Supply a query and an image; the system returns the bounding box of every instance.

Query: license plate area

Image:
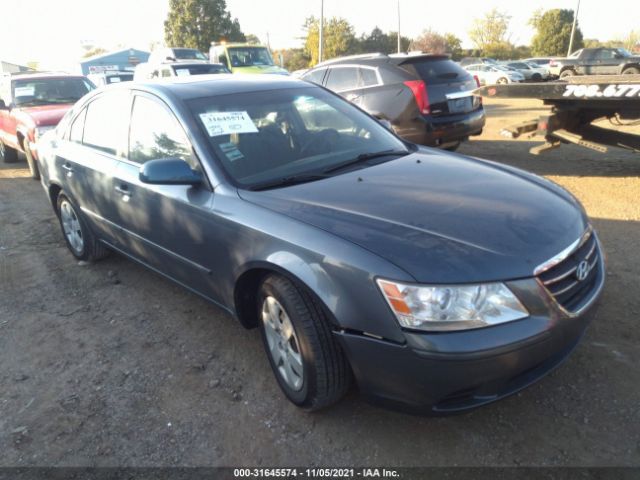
[447,96,473,114]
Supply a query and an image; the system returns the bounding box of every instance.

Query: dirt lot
[1,97,639,467]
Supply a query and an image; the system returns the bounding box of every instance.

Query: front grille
[537,231,601,312]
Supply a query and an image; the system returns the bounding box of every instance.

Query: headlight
[377,279,529,331]
[35,126,55,140]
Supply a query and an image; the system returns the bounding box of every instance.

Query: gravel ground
[0,97,639,467]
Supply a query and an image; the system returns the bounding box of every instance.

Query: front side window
[302,68,326,85]
[129,95,193,165]
[188,87,407,188]
[82,92,130,156]
[173,48,208,61]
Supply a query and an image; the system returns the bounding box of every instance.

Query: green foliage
[530,9,583,56]
[468,8,514,59]
[82,47,108,59]
[273,48,311,72]
[164,0,245,53]
[304,16,357,65]
[245,34,261,45]
[357,27,411,55]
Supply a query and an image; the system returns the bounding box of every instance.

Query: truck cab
[209,43,288,75]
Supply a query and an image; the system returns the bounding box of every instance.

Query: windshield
[106,74,133,84]
[616,48,632,57]
[173,48,208,61]
[172,64,230,76]
[402,59,472,84]
[188,87,408,189]
[227,47,274,67]
[12,77,93,107]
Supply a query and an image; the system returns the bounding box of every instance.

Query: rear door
[398,58,478,117]
[53,90,131,243]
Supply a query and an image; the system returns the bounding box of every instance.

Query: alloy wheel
[60,200,84,254]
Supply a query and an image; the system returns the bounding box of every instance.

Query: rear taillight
[473,75,481,87]
[404,80,430,115]
[549,60,557,67]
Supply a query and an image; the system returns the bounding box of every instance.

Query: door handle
[62,163,73,172]
[114,185,132,197]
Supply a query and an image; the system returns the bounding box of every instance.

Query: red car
[0,72,94,178]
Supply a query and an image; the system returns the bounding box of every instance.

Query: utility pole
[319,0,324,63]
[397,0,401,53]
[567,0,581,56]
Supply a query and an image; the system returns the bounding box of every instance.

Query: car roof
[317,53,449,68]
[127,74,309,100]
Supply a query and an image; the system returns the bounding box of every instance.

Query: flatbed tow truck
[475,74,640,155]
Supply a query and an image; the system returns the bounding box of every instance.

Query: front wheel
[496,77,508,84]
[560,69,575,79]
[622,67,640,75]
[56,193,109,262]
[23,139,40,180]
[258,274,351,410]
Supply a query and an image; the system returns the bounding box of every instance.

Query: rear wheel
[532,73,542,82]
[56,193,109,262]
[258,274,351,410]
[0,140,18,163]
[23,139,40,180]
[559,69,575,79]
[622,67,640,75]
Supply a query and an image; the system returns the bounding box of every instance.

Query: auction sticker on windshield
[199,111,258,137]
[14,86,35,97]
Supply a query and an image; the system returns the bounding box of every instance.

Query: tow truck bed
[476,75,640,154]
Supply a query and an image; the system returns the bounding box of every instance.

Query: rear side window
[359,68,378,86]
[402,60,472,84]
[325,67,359,91]
[69,108,87,143]
[128,95,194,166]
[82,92,130,156]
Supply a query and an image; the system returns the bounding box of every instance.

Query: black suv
[302,53,485,150]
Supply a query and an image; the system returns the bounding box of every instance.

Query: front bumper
[335,276,603,415]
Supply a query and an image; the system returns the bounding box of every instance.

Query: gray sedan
[36,75,604,414]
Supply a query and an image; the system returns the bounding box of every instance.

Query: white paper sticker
[199,111,258,137]
[175,69,191,77]
[14,86,35,97]
[109,77,122,83]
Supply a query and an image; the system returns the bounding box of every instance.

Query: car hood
[239,152,587,283]
[16,104,72,127]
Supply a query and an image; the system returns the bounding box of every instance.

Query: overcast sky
[1,0,638,69]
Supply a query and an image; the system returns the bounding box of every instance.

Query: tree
[81,46,108,58]
[245,34,261,45]
[409,30,462,58]
[164,0,245,53]
[273,48,311,72]
[303,16,357,65]
[530,9,583,56]
[468,8,514,59]
[583,38,602,49]
[357,27,410,54]
[620,30,640,52]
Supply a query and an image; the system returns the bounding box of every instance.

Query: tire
[496,77,508,85]
[23,139,40,180]
[56,192,109,262]
[443,141,461,152]
[622,67,640,75]
[559,69,575,79]
[532,73,542,82]
[258,274,351,411]
[0,140,18,163]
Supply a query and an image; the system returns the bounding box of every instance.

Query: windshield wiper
[249,173,330,191]
[322,149,410,175]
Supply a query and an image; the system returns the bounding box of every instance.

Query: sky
[0,0,638,70]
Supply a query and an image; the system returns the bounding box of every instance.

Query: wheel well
[233,267,339,330]
[16,131,25,151]
[48,184,62,214]
[622,63,640,71]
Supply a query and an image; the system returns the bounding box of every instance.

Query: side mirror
[0,99,7,110]
[139,158,202,186]
[165,56,176,62]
